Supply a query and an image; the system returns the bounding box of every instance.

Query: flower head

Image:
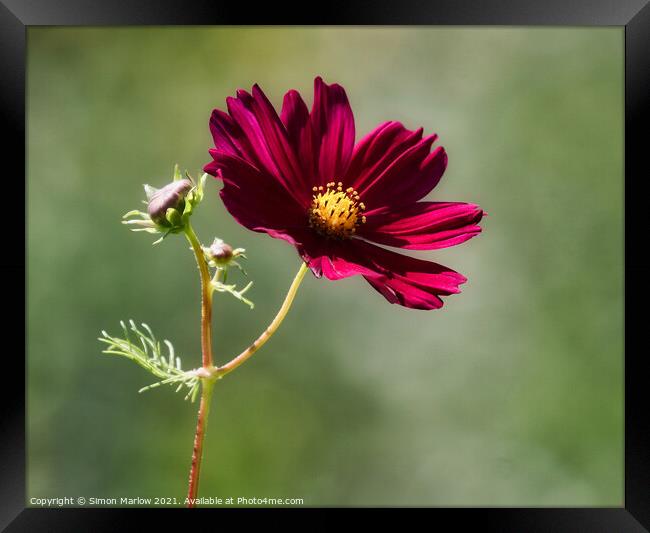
[204,77,484,310]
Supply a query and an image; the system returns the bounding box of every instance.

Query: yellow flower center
[308,182,366,239]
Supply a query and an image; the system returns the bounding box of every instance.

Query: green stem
[216,261,309,378]
[184,222,215,507]
[184,223,214,369]
[186,378,215,507]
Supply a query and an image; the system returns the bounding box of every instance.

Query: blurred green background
[27,27,623,506]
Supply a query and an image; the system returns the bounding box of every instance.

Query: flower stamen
[309,182,366,239]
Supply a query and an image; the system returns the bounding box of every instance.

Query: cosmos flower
[204,77,483,310]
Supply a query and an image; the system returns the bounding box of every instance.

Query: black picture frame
[3,1,648,529]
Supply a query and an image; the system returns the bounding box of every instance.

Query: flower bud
[204,238,234,265]
[146,179,193,226]
[210,239,232,263]
[124,168,207,244]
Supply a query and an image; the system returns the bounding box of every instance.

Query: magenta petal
[280,89,316,188]
[296,239,377,280]
[354,240,467,310]
[209,107,280,180]
[361,202,484,250]
[360,137,447,212]
[319,247,377,280]
[209,108,251,158]
[299,237,467,310]
[250,85,311,201]
[204,153,305,236]
[311,76,355,184]
[281,90,310,143]
[364,276,445,310]
[223,87,309,205]
[345,121,424,193]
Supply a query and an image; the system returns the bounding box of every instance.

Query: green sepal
[165,207,182,227]
[173,163,183,182]
[144,184,158,201]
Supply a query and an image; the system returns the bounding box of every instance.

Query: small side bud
[203,238,235,267]
[146,179,192,226]
[203,237,253,308]
[208,239,233,263]
[203,238,247,267]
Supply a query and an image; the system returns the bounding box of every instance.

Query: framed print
[3,0,649,530]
